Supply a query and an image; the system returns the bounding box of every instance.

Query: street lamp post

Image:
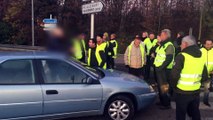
[90,0,95,39]
[31,0,35,46]
[82,0,95,39]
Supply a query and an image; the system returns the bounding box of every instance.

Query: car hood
[100,69,146,83]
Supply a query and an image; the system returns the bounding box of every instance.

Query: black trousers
[144,56,151,79]
[156,68,171,106]
[129,67,143,77]
[175,93,201,120]
[107,57,115,69]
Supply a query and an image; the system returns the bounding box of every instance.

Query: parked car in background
[0,52,156,120]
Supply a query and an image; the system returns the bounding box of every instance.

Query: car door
[37,59,103,115]
[0,59,43,119]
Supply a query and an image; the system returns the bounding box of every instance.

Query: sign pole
[50,14,52,19]
[82,0,104,38]
[90,0,95,39]
[31,0,35,46]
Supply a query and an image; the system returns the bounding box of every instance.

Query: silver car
[0,52,156,120]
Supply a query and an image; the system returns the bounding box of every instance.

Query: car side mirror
[86,77,93,84]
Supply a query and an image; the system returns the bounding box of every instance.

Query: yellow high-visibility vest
[128,43,145,66]
[177,53,205,91]
[108,40,118,58]
[201,48,213,77]
[154,41,175,69]
[73,39,86,60]
[96,43,107,69]
[144,38,158,55]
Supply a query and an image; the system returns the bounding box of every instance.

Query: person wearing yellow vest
[103,32,111,69]
[171,36,208,120]
[72,34,86,63]
[144,33,158,79]
[96,34,107,69]
[124,36,146,77]
[141,31,149,42]
[103,32,110,42]
[201,39,213,107]
[150,35,162,83]
[87,39,98,68]
[154,29,175,109]
[107,33,118,69]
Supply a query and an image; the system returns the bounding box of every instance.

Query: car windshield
[68,57,104,79]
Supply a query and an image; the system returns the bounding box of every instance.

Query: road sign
[44,24,57,28]
[43,19,57,24]
[82,1,104,14]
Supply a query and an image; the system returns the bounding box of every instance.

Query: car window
[40,59,88,84]
[69,57,104,78]
[0,60,35,84]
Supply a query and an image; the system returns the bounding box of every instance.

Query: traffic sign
[82,1,104,14]
[43,19,57,24]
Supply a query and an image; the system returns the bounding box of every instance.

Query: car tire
[104,95,135,120]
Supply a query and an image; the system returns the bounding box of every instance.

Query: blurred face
[134,39,141,47]
[160,32,168,41]
[89,40,95,48]
[80,34,85,40]
[149,34,155,40]
[110,34,115,40]
[103,35,107,40]
[204,40,213,50]
[52,27,64,37]
[157,35,161,45]
[142,32,148,38]
[181,41,188,51]
[177,33,181,38]
[96,36,103,45]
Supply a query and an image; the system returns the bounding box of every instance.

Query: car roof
[0,51,67,62]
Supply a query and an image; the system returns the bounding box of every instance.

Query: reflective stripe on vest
[180,74,202,79]
[81,39,86,53]
[154,41,175,69]
[201,48,213,77]
[128,43,145,66]
[177,53,205,91]
[178,80,201,86]
[87,48,91,66]
[96,43,107,69]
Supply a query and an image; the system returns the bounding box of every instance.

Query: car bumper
[137,92,157,110]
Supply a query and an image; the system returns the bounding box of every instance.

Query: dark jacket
[170,45,208,94]
[47,36,70,54]
[89,47,98,68]
[108,40,117,57]
[174,37,183,55]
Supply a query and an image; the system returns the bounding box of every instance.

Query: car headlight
[149,85,155,92]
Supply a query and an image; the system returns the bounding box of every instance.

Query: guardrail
[0,44,45,51]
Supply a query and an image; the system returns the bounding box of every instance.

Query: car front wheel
[105,95,135,120]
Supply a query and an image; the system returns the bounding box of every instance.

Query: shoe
[159,105,171,110]
[203,102,211,107]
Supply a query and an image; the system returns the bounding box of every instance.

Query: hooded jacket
[170,45,208,94]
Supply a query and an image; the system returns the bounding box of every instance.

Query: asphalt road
[68,102,213,120]
[64,55,213,120]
